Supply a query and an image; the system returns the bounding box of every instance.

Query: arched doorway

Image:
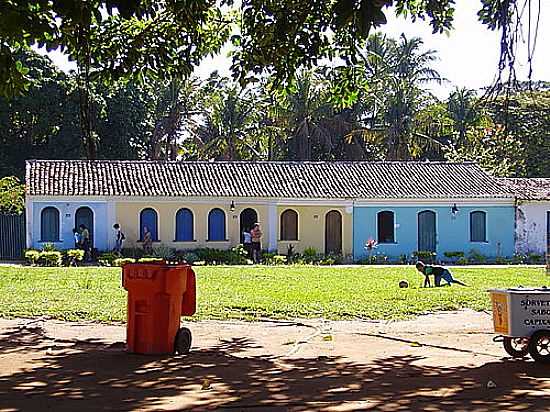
[75,207,94,246]
[325,210,342,254]
[418,210,436,253]
[240,208,258,243]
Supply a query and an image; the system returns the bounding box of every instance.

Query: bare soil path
[1,311,549,411]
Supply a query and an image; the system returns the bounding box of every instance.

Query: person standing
[79,224,91,261]
[250,223,262,264]
[113,223,125,255]
[72,228,81,249]
[142,226,153,255]
[243,228,252,259]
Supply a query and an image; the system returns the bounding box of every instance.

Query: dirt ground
[0,311,549,411]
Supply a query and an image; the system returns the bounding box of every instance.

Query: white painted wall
[516,201,550,254]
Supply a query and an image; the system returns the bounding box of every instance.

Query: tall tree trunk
[76,19,96,160]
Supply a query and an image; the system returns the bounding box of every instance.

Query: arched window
[280,209,298,240]
[40,207,60,242]
[208,208,226,241]
[175,208,194,241]
[470,211,487,242]
[140,208,158,241]
[377,211,395,243]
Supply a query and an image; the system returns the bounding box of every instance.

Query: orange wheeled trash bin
[122,262,196,355]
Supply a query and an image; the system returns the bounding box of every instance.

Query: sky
[43,1,549,100]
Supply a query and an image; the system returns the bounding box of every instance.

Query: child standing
[73,228,81,249]
[113,223,125,255]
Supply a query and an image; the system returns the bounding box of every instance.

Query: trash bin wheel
[528,331,550,363]
[175,327,192,355]
[503,337,529,358]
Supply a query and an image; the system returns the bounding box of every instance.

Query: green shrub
[37,251,62,267]
[456,257,469,265]
[444,251,465,259]
[265,254,288,265]
[113,258,136,267]
[121,247,144,259]
[399,254,410,264]
[495,256,510,265]
[356,255,377,265]
[41,243,57,252]
[319,256,336,265]
[180,252,199,264]
[195,248,229,264]
[512,254,527,264]
[468,249,487,264]
[98,252,118,266]
[413,250,437,263]
[153,245,175,260]
[138,257,163,263]
[302,247,318,263]
[65,249,85,266]
[228,245,249,265]
[191,246,249,265]
[527,253,543,264]
[24,250,40,265]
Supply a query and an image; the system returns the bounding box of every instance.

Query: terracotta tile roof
[26,160,512,200]
[499,178,550,200]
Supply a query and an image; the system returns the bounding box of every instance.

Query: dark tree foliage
[486,90,550,177]
[0,51,81,178]
[0,0,528,98]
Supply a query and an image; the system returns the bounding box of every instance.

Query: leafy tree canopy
[0,176,25,214]
[0,0,523,98]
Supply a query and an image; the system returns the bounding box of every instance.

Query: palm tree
[274,70,335,160]
[447,87,480,146]
[149,77,204,160]
[192,79,263,160]
[358,34,444,160]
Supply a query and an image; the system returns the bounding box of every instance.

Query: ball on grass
[398,280,409,289]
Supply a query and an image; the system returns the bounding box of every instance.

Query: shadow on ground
[0,326,549,411]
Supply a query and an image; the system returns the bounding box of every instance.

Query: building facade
[26,160,523,261]
[501,179,550,255]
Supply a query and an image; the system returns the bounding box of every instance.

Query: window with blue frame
[175,208,194,241]
[140,208,159,241]
[208,208,226,241]
[377,211,395,243]
[40,207,60,242]
[470,211,487,242]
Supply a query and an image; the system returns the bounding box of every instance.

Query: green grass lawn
[0,265,547,322]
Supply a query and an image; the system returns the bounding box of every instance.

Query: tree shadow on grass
[0,326,549,411]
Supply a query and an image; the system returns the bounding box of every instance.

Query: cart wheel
[174,327,192,355]
[528,331,550,363]
[503,337,529,358]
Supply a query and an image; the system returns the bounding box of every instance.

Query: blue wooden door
[140,208,158,241]
[418,210,436,252]
[208,208,226,241]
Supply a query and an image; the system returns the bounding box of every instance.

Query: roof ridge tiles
[25,159,513,199]
[26,159,478,165]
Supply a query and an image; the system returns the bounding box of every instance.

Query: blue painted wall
[31,201,110,250]
[353,205,515,261]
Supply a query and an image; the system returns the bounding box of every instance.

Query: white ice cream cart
[489,287,550,363]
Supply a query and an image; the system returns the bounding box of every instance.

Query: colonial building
[26,160,519,261]
[501,178,550,255]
